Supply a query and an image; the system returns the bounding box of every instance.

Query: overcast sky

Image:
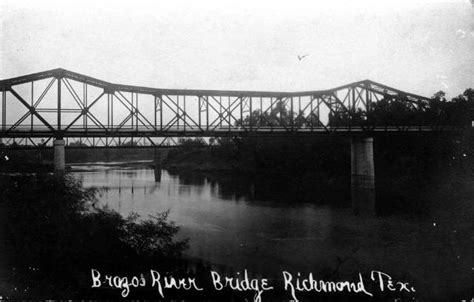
[1,0,473,98]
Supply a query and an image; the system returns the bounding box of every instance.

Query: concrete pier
[154,149,170,182]
[53,139,66,173]
[351,136,375,215]
[154,150,162,182]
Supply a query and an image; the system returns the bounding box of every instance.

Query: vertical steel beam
[131,93,134,130]
[177,95,179,130]
[111,94,114,128]
[317,98,320,122]
[206,96,209,131]
[240,96,243,127]
[135,93,138,132]
[2,90,6,131]
[83,83,87,128]
[183,95,186,132]
[107,94,111,128]
[198,96,201,128]
[271,97,274,131]
[160,95,163,131]
[351,87,355,111]
[366,86,371,110]
[290,96,294,131]
[154,95,157,130]
[279,98,283,129]
[219,96,222,128]
[249,97,253,131]
[57,78,62,131]
[31,81,34,131]
[228,96,231,131]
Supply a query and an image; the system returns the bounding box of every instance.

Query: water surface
[71,163,473,299]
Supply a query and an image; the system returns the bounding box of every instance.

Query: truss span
[0,68,467,148]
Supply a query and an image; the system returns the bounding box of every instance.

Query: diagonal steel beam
[64,92,105,131]
[161,95,202,130]
[9,88,55,131]
[33,78,56,108]
[207,96,244,130]
[116,91,156,129]
[62,78,84,109]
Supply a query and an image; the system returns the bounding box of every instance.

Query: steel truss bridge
[0,68,466,148]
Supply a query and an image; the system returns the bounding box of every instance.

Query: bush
[0,173,188,298]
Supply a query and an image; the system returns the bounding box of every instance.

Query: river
[71,162,473,300]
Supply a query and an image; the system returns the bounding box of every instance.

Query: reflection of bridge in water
[0,68,469,214]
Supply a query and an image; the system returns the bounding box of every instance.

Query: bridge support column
[154,149,170,182]
[154,150,162,182]
[351,136,375,215]
[53,139,66,173]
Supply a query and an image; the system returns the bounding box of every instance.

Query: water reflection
[73,167,342,274]
[71,164,473,300]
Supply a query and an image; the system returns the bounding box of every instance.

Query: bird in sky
[297,54,309,61]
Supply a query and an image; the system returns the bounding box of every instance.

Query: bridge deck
[0,125,468,137]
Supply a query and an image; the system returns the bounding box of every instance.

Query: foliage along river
[70,161,473,300]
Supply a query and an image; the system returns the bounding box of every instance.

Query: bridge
[0,68,469,214]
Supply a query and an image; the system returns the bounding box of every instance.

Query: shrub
[0,173,188,298]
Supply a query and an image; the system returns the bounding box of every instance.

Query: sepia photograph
[0,0,473,300]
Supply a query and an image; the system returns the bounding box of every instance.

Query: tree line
[234,88,474,128]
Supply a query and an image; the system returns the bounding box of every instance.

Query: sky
[0,0,473,99]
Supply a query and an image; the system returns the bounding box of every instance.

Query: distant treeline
[234,88,474,128]
[331,89,474,127]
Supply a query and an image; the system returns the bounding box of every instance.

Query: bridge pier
[154,149,162,182]
[154,149,170,182]
[53,139,66,173]
[351,136,375,215]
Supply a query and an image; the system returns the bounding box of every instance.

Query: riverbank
[0,148,155,173]
[0,202,15,299]
[163,149,239,172]
[69,160,154,172]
